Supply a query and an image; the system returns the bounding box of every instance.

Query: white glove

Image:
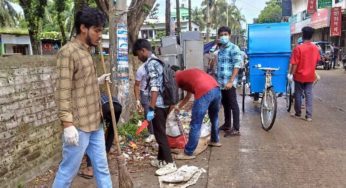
[136,100,143,112]
[98,73,111,84]
[64,126,79,146]
[287,74,293,83]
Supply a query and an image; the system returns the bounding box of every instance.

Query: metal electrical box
[184,40,204,70]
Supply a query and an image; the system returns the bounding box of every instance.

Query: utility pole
[176,0,181,35]
[166,0,171,36]
[188,0,192,31]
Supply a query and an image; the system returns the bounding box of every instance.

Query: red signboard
[330,7,342,36]
[307,0,317,14]
[310,8,330,28]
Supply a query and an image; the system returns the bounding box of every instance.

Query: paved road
[208,68,346,187]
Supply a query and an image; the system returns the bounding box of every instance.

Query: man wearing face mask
[216,26,242,137]
[53,6,112,188]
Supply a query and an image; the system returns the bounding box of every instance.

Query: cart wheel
[242,80,246,112]
[286,81,293,112]
[260,88,277,131]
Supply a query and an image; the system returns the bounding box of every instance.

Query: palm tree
[0,0,19,27]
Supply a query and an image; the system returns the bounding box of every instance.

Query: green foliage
[0,27,28,35]
[191,7,206,31]
[200,0,245,35]
[256,0,282,23]
[117,112,147,141]
[39,31,62,40]
[0,0,20,27]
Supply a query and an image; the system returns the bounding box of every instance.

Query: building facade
[290,0,346,49]
[139,20,200,42]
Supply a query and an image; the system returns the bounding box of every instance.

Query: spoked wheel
[286,81,293,112]
[260,88,277,131]
[242,79,246,112]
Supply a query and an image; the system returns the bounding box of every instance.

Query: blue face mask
[219,36,229,45]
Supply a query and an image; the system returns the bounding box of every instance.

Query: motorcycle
[342,54,346,71]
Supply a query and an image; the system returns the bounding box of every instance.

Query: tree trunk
[57,14,67,44]
[127,0,156,50]
[19,0,42,55]
[165,0,171,36]
[95,0,109,18]
[176,0,180,35]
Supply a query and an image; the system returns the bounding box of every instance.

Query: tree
[94,0,155,49]
[256,0,282,23]
[200,0,245,37]
[127,0,156,49]
[191,7,205,31]
[19,0,48,55]
[0,0,19,27]
[55,0,67,44]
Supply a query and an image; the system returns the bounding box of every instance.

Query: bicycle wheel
[286,81,293,112]
[260,88,277,131]
[242,79,246,112]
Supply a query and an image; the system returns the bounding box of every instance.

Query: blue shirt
[145,56,167,108]
[216,41,242,89]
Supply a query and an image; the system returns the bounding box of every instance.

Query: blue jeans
[294,81,313,118]
[140,90,154,134]
[52,126,112,188]
[185,87,221,156]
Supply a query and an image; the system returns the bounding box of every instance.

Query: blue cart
[243,23,291,131]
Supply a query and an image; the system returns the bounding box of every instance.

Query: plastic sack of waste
[166,111,183,137]
[166,111,187,149]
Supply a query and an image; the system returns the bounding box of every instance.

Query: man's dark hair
[75,6,106,34]
[302,26,314,40]
[217,26,231,35]
[132,39,152,56]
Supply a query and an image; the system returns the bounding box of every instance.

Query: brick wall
[0,56,61,187]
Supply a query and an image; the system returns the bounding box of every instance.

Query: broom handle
[99,45,122,154]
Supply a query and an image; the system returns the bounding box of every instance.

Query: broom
[99,45,134,188]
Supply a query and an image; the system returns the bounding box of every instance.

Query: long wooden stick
[99,45,122,154]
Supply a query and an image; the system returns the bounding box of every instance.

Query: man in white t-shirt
[134,55,156,143]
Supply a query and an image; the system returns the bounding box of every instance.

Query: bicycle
[257,67,279,131]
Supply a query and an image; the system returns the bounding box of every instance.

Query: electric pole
[188,0,192,31]
[176,0,181,35]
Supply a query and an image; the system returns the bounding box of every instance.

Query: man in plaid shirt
[53,6,112,187]
[216,26,242,137]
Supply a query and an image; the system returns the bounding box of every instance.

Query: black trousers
[86,102,122,167]
[221,87,240,131]
[152,107,173,163]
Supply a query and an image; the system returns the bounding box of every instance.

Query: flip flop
[78,171,93,179]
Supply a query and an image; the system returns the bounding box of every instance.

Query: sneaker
[155,162,177,176]
[291,113,301,119]
[305,117,312,122]
[150,159,167,168]
[224,129,240,137]
[208,142,222,147]
[145,134,156,143]
[219,124,230,131]
[174,153,196,160]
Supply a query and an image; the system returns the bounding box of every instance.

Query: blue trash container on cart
[243,22,291,131]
